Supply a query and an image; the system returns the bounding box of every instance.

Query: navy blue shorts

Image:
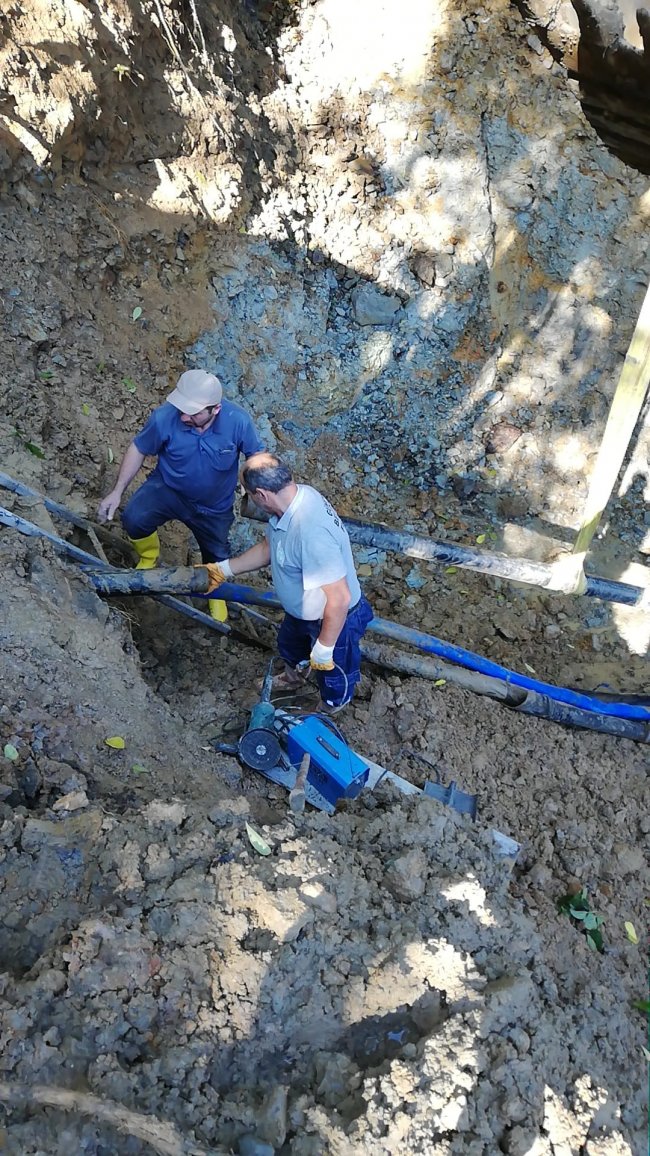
[121,471,233,563]
[277,595,373,707]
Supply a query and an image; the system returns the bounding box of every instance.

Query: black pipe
[84,566,209,595]
[343,518,644,607]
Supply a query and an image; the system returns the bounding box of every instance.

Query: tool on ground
[285,715,369,808]
[422,778,478,819]
[288,752,311,814]
[405,748,478,819]
[212,660,283,771]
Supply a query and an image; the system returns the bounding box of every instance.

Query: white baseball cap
[166,370,223,415]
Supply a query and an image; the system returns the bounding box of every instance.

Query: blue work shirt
[134,401,264,513]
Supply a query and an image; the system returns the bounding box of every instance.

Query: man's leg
[275,613,316,689]
[188,510,234,623]
[121,474,184,569]
[316,596,374,709]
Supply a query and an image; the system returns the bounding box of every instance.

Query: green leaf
[107,447,114,464]
[38,369,54,380]
[131,306,143,322]
[634,999,650,1014]
[3,743,19,761]
[624,921,639,945]
[104,736,125,749]
[571,908,588,921]
[245,822,271,856]
[81,403,90,416]
[131,763,148,775]
[585,929,604,953]
[122,377,137,393]
[25,440,45,458]
[476,533,486,544]
[582,912,599,930]
[444,566,457,575]
[433,678,446,687]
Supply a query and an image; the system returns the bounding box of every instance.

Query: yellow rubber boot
[208,598,228,622]
[129,531,161,570]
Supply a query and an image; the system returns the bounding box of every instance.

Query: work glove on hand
[201,558,234,593]
[310,639,335,671]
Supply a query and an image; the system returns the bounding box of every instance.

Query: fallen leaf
[107,447,114,464]
[245,822,271,856]
[624,921,639,945]
[131,763,148,774]
[433,678,446,687]
[132,306,143,321]
[444,566,457,575]
[476,533,486,544]
[81,403,90,416]
[3,744,19,761]
[105,736,126,749]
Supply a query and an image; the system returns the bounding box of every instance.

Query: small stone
[238,1136,274,1156]
[385,849,427,901]
[52,789,89,812]
[352,283,401,325]
[257,1085,287,1149]
[485,422,522,454]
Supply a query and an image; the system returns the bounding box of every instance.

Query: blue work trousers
[121,471,233,563]
[277,595,374,707]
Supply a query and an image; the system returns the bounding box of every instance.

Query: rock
[352,283,401,325]
[142,801,187,827]
[410,252,436,287]
[485,422,522,454]
[502,1126,540,1155]
[52,790,89,813]
[238,1136,274,1156]
[299,881,337,913]
[256,1085,287,1149]
[385,849,428,901]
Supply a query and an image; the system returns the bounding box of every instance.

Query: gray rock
[352,283,401,325]
[385,849,428,901]
[238,1136,274,1156]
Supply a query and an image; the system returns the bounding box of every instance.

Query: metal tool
[212,660,282,771]
[406,749,478,819]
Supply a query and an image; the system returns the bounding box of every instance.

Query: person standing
[97,369,264,621]
[201,452,373,709]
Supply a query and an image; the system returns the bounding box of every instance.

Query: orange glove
[310,639,335,671]
[200,559,233,593]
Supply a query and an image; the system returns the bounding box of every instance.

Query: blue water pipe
[210,582,650,723]
[1,499,648,732]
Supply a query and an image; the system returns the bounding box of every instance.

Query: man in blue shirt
[98,369,264,621]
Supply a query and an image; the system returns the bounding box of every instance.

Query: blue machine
[286,716,369,808]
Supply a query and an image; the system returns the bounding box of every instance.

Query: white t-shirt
[267,485,361,620]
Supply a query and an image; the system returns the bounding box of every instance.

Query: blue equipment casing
[286,717,369,807]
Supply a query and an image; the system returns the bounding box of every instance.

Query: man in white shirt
[203,453,373,709]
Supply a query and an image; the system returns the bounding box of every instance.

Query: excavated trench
[0,1,649,1154]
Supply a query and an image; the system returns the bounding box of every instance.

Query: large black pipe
[342,518,644,607]
[239,495,645,607]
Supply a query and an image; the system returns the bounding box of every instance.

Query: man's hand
[98,490,122,522]
[201,559,234,593]
[310,639,335,671]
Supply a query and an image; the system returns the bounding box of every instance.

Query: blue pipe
[207,583,650,723]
